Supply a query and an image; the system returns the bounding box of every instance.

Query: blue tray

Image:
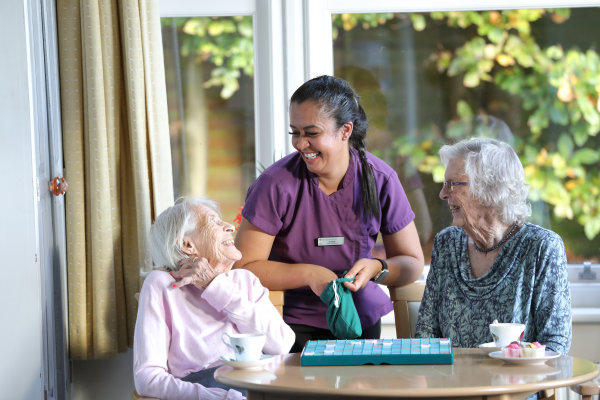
[300,338,453,366]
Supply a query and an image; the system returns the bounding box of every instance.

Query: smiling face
[289,100,352,179]
[184,205,242,266]
[439,158,490,235]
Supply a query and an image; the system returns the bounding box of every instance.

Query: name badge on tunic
[316,236,345,246]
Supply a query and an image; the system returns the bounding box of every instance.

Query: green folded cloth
[319,276,362,339]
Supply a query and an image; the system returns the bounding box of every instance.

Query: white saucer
[220,354,274,370]
[478,342,501,354]
[488,350,561,365]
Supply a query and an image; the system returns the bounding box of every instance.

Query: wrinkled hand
[342,258,381,292]
[171,257,219,289]
[307,267,338,297]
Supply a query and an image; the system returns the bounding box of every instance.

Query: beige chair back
[269,290,284,316]
[388,282,425,338]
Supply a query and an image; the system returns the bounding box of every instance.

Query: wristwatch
[371,258,389,283]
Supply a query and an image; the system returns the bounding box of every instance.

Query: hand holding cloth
[319,276,362,339]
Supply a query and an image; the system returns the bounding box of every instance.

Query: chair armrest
[388,282,425,302]
[571,380,600,396]
[569,362,600,399]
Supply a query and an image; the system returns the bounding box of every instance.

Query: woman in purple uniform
[234,75,424,352]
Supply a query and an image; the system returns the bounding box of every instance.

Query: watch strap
[371,258,388,283]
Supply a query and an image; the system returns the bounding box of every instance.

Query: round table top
[215,348,599,398]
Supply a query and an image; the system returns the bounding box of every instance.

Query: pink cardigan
[133,269,295,399]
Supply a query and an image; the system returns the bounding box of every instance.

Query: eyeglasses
[442,180,470,192]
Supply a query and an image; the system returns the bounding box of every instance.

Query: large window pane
[333,9,600,264]
[161,16,255,224]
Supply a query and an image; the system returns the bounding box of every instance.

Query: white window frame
[159,0,299,168]
[159,0,600,170]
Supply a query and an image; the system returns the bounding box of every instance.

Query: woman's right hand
[307,267,338,297]
[171,257,218,289]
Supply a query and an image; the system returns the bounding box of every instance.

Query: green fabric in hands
[319,276,362,339]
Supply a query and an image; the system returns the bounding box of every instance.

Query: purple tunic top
[242,147,415,330]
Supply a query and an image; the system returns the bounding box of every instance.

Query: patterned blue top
[415,223,571,355]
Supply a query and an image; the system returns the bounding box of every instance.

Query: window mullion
[254,0,286,169]
[303,0,334,79]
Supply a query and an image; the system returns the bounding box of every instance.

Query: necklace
[472,221,519,253]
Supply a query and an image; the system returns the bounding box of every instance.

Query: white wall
[0,0,43,399]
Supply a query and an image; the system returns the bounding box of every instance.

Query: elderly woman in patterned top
[415,137,571,355]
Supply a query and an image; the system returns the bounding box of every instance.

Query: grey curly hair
[149,197,220,271]
[439,137,531,224]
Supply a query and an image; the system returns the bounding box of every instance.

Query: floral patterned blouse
[415,223,572,355]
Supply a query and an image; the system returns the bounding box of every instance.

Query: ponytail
[350,104,379,218]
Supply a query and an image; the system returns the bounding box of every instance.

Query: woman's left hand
[171,257,219,289]
[342,258,382,292]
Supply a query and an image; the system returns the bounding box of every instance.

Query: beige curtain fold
[57,0,173,360]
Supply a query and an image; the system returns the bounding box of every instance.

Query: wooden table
[215,348,599,400]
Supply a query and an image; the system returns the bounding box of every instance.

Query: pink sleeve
[133,272,244,400]
[203,270,295,355]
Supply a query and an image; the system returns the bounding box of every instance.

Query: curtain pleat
[57,0,173,360]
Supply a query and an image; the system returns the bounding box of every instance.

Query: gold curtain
[57,0,174,359]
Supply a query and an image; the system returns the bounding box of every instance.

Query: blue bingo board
[300,338,453,366]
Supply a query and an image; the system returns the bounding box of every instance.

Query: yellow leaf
[489,11,501,25]
[524,165,535,177]
[557,85,574,102]
[536,148,548,164]
[554,203,573,219]
[564,180,577,191]
[484,44,496,60]
[495,54,515,67]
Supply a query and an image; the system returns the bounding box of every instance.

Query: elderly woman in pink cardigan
[134,197,295,400]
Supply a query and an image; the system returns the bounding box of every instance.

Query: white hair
[439,137,531,224]
[149,197,220,271]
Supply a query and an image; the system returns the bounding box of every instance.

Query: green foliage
[164,14,394,98]
[407,9,600,239]
[163,11,600,240]
[162,16,253,99]
[332,13,395,39]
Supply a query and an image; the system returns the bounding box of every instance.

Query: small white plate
[488,350,561,365]
[220,354,274,370]
[478,342,501,354]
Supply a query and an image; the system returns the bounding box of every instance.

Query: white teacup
[489,321,525,348]
[222,332,266,362]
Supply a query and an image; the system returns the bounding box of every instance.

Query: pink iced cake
[502,341,546,358]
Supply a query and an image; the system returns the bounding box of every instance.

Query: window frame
[159,0,600,168]
[159,0,296,168]
[159,0,600,267]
